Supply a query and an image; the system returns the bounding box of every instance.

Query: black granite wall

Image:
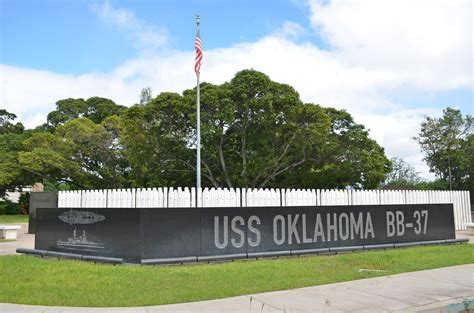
[35,204,456,263]
[28,192,58,234]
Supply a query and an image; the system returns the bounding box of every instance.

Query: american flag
[195,29,203,75]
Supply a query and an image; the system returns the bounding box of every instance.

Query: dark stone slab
[141,208,201,259]
[35,208,141,263]
[34,203,456,264]
[29,192,57,234]
[247,250,291,258]
[290,248,330,255]
[141,256,197,265]
[16,248,47,256]
[198,204,455,257]
[44,251,82,260]
[421,240,447,246]
[81,255,123,264]
[330,245,364,253]
[363,243,395,250]
[446,238,469,244]
[394,241,423,248]
[197,253,247,262]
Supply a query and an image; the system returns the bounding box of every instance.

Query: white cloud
[90,1,168,50]
[18,113,48,130]
[272,21,307,40]
[307,0,472,90]
[2,0,472,180]
[356,109,441,180]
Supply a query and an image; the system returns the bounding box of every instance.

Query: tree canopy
[3,69,393,192]
[0,113,37,196]
[47,97,126,127]
[20,116,129,189]
[414,107,473,192]
[383,157,423,188]
[120,70,391,188]
[0,109,24,134]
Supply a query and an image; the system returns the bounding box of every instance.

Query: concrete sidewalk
[0,223,33,256]
[1,264,473,313]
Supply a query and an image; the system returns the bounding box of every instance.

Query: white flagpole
[196,15,201,206]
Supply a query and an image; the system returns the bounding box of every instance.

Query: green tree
[121,92,195,187]
[47,97,126,127]
[180,72,332,188]
[0,110,34,196]
[0,132,38,197]
[278,108,391,189]
[85,97,126,124]
[122,71,332,188]
[383,157,423,187]
[19,117,129,189]
[458,134,474,194]
[414,107,473,190]
[0,109,24,134]
[121,70,390,189]
[18,132,77,186]
[46,98,87,127]
[8,70,392,191]
[139,87,153,106]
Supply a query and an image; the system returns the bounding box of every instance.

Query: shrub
[0,200,22,215]
[19,193,30,215]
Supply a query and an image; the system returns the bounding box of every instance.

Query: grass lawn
[0,245,473,307]
[0,214,28,224]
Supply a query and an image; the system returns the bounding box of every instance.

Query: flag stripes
[195,30,203,75]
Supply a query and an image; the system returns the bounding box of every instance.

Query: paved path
[0,223,33,256]
[456,230,474,244]
[1,264,473,312]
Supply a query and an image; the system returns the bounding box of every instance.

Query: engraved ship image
[57,227,105,251]
[57,210,106,251]
[58,210,105,225]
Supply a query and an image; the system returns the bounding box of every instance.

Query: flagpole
[196,14,201,206]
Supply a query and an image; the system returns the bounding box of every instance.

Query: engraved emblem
[58,210,105,225]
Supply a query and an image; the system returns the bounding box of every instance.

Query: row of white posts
[58,188,472,230]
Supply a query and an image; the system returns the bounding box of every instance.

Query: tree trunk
[218,129,233,188]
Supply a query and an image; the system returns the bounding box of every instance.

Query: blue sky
[1,0,472,178]
[2,0,318,74]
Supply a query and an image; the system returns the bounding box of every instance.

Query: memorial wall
[34,204,456,264]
